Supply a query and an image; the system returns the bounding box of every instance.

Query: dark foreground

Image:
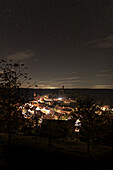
[5,147,113,170]
[0,134,113,170]
[2,145,113,170]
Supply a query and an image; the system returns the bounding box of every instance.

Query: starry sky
[0,0,113,89]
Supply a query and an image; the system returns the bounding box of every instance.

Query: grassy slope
[0,133,113,169]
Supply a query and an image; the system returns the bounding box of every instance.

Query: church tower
[59,85,65,97]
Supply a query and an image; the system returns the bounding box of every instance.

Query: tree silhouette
[40,119,71,150]
[100,109,113,148]
[0,59,35,144]
[75,97,102,153]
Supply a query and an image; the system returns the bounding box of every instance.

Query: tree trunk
[8,132,11,145]
[87,137,90,153]
[48,137,52,151]
[7,120,11,145]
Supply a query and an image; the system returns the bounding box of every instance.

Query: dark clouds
[0,0,113,88]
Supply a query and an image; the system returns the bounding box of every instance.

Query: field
[0,133,113,170]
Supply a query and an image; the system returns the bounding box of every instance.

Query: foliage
[0,59,37,143]
[73,97,103,152]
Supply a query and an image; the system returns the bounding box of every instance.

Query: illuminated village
[22,92,75,124]
[20,89,113,132]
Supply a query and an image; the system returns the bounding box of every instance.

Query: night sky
[0,0,113,89]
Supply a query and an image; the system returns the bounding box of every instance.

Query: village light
[41,107,50,114]
[58,98,62,100]
[75,119,81,127]
[46,109,50,114]
[36,107,40,110]
[101,107,106,111]
[75,128,80,132]
[42,108,46,112]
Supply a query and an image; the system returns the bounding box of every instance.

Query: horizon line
[23,87,113,90]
